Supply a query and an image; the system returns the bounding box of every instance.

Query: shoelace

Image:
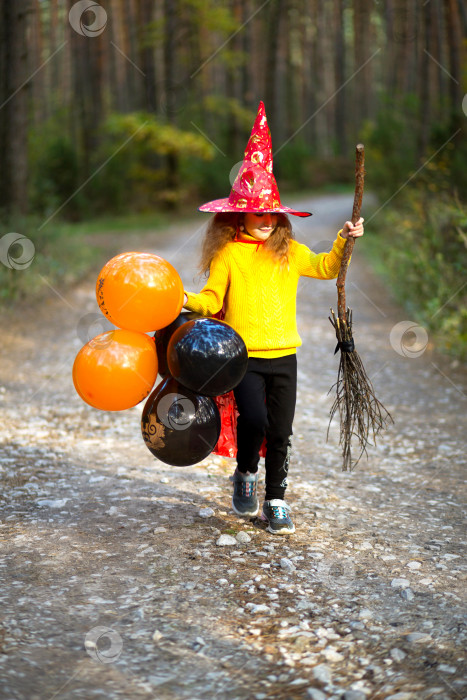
[270,504,289,519]
[241,481,256,497]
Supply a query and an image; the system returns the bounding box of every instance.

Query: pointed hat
[198,101,311,217]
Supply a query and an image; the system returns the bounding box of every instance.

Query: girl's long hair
[198,212,293,276]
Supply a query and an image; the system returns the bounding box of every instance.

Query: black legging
[233,354,297,501]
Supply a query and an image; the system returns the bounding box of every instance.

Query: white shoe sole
[260,513,295,534]
[232,498,259,517]
[265,523,295,535]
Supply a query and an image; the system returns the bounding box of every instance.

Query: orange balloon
[73,329,158,411]
[96,252,184,332]
[72,362,87,402]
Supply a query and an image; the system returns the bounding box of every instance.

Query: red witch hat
[198,101,311,217]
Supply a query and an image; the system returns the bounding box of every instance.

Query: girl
[183,102,363,535]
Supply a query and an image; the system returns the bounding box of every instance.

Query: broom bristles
[329,308,393,471]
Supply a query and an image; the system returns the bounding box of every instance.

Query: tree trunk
[264,0,284,139]
[0,0,31,214]
[445,0,463,129]
[334,0,346,155]
[417,2,431,157]
[302,0,316,152]
[226,0,242,157]
[30,0,44,124]
[353,0,372,125]
[50,0,59,91]
[109,0,129,111]
[241,0,254,108]
[122,0,139,110]
[136,0,156,112]
[68,0,105,180]
[284,0,300,141]
[314,0,331,156]
[163,0,178,193]
[431,0,447,121]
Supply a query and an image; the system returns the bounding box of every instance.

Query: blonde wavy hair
[198,212,294,276]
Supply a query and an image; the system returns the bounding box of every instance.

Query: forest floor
[0,194,465,700]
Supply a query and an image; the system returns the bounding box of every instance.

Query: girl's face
[243,212,278,241]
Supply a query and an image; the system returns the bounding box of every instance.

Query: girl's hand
[341,217,364,239]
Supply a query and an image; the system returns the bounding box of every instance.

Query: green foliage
[28,110,217,218]
[29,128,82,218]
[103,112,214,159]
[181,153,231,201]
[360,94,420,200]
[0,211,171,303]
[361,92,467,202]
[180,0,238,36]
[365,192,467,360]
[359,90,467,360]
[83,112,216,215]
[274,140,311,189]
[275,142,354,192]
[201,96,256,133]
[142,0,239,68]
[0,214,99,301]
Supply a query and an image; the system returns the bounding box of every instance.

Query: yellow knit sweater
[185,232,347,358]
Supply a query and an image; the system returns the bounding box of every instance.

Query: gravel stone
[199,507,215,518]
[236,531,252,544]
[406,561,421,569]
[391,578,411,589]
[306,689,327,700]
[404,632,432,643]
[437,664,456,673]
[245,603,270,614]
[216,534,237,546]
[311,664,332,684]
[280,557,296,572]
[343,691,367,700]
[322,647,344,663]
[389,648,407,662]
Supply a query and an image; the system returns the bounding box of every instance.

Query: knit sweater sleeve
[293,231,347,279]
[184,249,230,316]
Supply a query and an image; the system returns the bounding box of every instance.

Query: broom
[328,144,393,471]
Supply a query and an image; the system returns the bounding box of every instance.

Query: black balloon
[154,311,204,377]
[167,317,248,396]
[141,376,221,466]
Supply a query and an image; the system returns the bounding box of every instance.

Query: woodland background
[0,0,466,357]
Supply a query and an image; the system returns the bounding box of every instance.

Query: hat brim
[198,198,312,218]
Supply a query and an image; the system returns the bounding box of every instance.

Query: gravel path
[0,194,465,700]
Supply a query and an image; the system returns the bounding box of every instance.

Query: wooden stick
[336,144,365,321]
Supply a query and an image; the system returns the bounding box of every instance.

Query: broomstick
[328,144,393,471]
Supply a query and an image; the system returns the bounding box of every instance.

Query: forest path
[0,194,465,700]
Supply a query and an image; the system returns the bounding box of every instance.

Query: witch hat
[198,101,311,217]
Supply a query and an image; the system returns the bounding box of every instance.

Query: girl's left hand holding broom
[328,144,393,471]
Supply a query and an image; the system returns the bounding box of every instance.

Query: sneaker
[232,469,259,516]
[260,499,295,535]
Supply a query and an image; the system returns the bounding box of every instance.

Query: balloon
[154,311,204,377]
[72,361,87,402]
[96,252,184,332]
[73,329,158,411]
[167,318,248,396]
[141,376,221,466]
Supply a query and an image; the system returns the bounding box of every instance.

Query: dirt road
[0,194,465,700]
